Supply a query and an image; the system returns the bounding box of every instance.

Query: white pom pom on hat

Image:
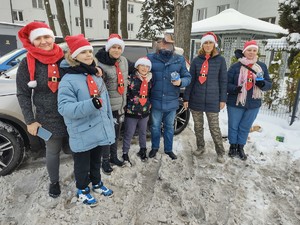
[135,57,152,70]
[105,34,125,53]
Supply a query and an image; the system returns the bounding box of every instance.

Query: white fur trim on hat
[71,45,94,58]
[242,45,258,53]
[27,80,37,88]
[135,57,152,70]
[201,35,218,47]
[29,28,55,43]
[105,38,125,53]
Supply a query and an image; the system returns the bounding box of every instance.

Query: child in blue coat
[58,34,115,207]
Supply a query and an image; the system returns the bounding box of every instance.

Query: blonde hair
[198,45,219,57]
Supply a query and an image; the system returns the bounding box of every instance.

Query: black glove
[255,80,265,88]
[234,49,244,59]
[234,85,242,94]
[92,97,102,109]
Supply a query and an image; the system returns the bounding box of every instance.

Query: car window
[0,49,24,64]
[8,52,27,66]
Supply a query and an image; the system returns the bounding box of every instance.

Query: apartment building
[0,0,143,54]
[193,0,280,24]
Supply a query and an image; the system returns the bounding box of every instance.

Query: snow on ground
[1,107,300,225]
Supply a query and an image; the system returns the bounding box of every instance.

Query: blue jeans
[227,106,260,145]
[151,108,176,152]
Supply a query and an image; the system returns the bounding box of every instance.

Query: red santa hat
[242,40,258,53]
[18,22,55,43]
[65,34,93,58]
[135,57,152,70]
[200,32,218,47]
[105,34,125,53]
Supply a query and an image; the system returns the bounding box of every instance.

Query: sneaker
[165,152,177,160]
[102,160,113,175]
[193,148,206,157]
[92,181,113,197]
[110,156,125,167]
[149,149,158,158]
[49,182,61,198]
[217,155,225,163]
[137,148,148,161]
[77,187,98,206]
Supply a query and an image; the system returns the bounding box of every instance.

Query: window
[128,23,134,31]
[102,0,108,10]
[32,0,44,9]
[128,4,134,13]
[216,4,229,14]
[52,14,57,20]
[74,0,78,6]
[196,8,207,21]
[259,17,276,24]
[85,18,93,28]
[85,0,92,7]
[104,20,109,29]
[12,10,23,22]
[75,17,80,26]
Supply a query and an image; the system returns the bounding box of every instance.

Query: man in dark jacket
[147,33,191,160]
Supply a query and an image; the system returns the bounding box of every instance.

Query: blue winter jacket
[183,54,227,112]
[58,60,115,153]
[147,52,191,112]
[227,61,272,109]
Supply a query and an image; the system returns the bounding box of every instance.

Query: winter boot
[92,181,113,197]
[137,148,148,161]
[49,181,61,198]
[237,144,247,160]
[102,159,113,175]
[110,155,125,167]
[228,144,237,158]
[122,153,132,166]
[165,151,177,160]
[77,187,98,206]
[217,154,225,163]
[149,149,158,158]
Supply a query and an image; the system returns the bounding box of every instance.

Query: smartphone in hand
[37,127,52,141]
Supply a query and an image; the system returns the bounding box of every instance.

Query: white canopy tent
[190,9,288,66]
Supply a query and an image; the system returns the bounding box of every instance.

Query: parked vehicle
[0,48,27,73]
[0,39,190,176]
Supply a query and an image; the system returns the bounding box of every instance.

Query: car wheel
[0,122,25,176]
[174,99,190,135]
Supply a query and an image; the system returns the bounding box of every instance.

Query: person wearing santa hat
[183,31,227,163]
[58,34,115,206]
[95,34,135,174]
[121,57,152,164]
[147,33,191,160]
[227,40,272,160]
[16,21,70,198]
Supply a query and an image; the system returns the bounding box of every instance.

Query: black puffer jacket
[183,54,227,113]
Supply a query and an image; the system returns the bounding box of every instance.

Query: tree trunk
[44,0,57,35]
[120,0,128,38]
[79,0,85,35]
[55,0,70,37]
[108,0,119,34]
[174,0,194,61]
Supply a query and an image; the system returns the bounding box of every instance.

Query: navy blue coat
[147,52,191,112]
[227,61,272,109]
[184,54,227,112]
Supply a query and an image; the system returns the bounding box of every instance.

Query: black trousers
[73,145,109,189]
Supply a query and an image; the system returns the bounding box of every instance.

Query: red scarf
[87,74,103,106]
[199,54,210,84]
[115,61,124,95]
[18,29,63,93]
[246,64,254,91]
[139,77,148,106]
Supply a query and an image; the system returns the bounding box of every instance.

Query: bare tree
[108,0,119,34]
[44,0,57,35]
[55,0,70,37]
[79,0,85,35]
[120,0,128,38]
[174,0,194,60]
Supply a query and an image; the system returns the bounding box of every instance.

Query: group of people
[16,21,271,206]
